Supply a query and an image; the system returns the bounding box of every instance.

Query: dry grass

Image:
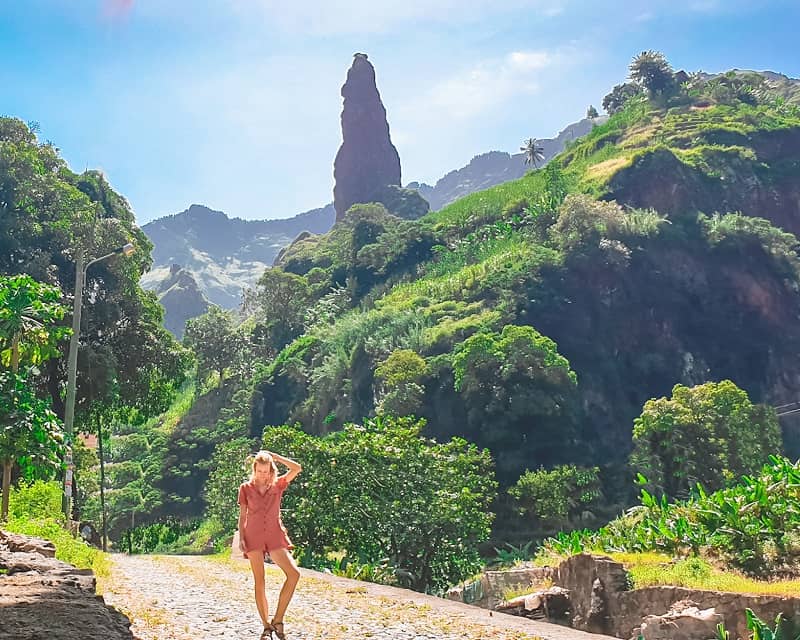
[584,156,631,182]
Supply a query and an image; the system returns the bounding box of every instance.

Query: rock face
[153,263,211,338]
[0,529,134,640]
[333,53,403,222]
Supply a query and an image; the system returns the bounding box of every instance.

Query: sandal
[260,622,274,639]
[270,620,286,640]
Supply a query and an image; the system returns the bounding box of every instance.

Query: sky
[1,1,799,224]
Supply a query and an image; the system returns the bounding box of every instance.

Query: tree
[630,380,783,498]
[374,349,428,416]
[0,372,64,520]
[203,437,256,532]
[0,118,189,424]
[243,269,311,351]
[183,306,243,387]
[452,325,578,483]
[520,138,545,168]
[509,464,602,534]
[0,275,68,372]
[586,105,599,119]
[629,50,676,97]
[0,275,68,520]
[602,82,643,114]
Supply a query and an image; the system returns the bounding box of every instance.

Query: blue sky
[1,1,798,224]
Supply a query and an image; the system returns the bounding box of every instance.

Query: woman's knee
[286,567,300,583]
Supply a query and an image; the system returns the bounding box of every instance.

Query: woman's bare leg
[268,547,300,623]
[246,550,270,628]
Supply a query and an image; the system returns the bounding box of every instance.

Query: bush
[8,479,62,520]
[203,437,256,533]
[630,380,783,498]
[123,518,201,553]
[509,465,602,532]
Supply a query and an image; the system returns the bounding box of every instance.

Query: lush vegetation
[4,54,800,605]
[4,480,109,575]
[106,56,800,592]
[543,456,800,577]
[0,274,68,520]
[0,117,191,545]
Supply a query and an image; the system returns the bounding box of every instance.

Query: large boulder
[372,184,430,220]
[638,600,723,640]
[0,529,134,639]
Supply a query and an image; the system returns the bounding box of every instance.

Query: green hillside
[88,64,800,562]
[254,70,800,492]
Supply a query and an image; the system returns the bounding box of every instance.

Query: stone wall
[0,529,134,639]
[555,554,800,640]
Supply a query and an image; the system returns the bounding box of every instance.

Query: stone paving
[102,554,616,640]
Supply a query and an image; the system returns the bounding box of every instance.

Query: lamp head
[121,243,135,257]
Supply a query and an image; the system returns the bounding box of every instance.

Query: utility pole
[62,243,135,521]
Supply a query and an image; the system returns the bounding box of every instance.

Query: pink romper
[238,476,293,557]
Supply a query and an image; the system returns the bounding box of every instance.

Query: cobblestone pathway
[103,554,614,640]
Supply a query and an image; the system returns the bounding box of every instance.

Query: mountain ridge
[141,117,598,318]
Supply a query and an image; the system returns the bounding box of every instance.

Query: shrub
[6,481,108,575]
[542,456,800,577]
[510,465,602,532]
[630,380,783,498]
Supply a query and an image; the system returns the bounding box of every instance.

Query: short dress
[238,476,293,557]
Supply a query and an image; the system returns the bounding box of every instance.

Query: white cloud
[405,49,552,123]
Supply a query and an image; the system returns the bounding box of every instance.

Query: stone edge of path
[226,557,617,640]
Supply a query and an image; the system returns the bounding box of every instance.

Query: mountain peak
[183,204,229,221]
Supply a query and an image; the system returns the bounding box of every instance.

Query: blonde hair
[249,450,278,484]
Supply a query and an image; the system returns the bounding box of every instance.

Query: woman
[238,449,302,640]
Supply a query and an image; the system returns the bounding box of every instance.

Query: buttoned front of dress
[238,476,293,556]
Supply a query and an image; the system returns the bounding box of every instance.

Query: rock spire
[333,53,402,222]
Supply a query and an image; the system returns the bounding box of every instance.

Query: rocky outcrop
[0,529,134,639]
[496,586,571,622]
[153,263,211,338]
[605,127,800,236]
[333,53,403,222]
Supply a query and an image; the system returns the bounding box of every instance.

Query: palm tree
[520,138,545,168]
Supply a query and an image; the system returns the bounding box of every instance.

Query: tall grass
[5,480,110,577]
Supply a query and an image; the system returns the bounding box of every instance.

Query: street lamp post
[62,242,135,521]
